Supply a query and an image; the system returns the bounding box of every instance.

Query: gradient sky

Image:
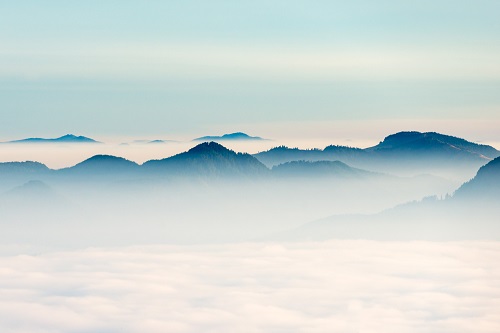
[1,1,499,141]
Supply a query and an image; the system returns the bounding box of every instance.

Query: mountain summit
[62,155,139,175]
[143,141,269,177]
[193,132,264,142]
[368,131,499,159]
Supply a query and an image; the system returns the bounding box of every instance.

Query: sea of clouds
[0,241,499,333]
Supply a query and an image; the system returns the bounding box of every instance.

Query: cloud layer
[0,241,499,333]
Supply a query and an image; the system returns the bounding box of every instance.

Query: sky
[1,1,500,143]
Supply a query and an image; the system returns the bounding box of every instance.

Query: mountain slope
[60,155,140,176]
[271,160,380,179]
[143,141,270,177]
[273,157,500,242]
[453,156,500,198]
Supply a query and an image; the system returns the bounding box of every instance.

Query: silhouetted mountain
[254,132,499,180]
[454,156,500,198]
[5,134,99,144]
[272,160,379,179]
[193,132,264,142]
[61,155,140,175]
[0,161,52,191]
[367,131,499,159]
[130,139,177,145]
[143,141,269,177]
[255,145,364,167]
[0,161,50,175]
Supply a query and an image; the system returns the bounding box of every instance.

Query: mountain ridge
[193,132,264,142]
[4,134,99,144]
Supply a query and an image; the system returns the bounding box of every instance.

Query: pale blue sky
[1,1,499,139]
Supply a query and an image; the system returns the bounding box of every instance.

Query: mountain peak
[6,134,98,144]
[187,141,232,154]
[193,132,263,142]
[54,134,97,142]
[63,154,139,175]
[369,131,499,159]
[143,142,269,177]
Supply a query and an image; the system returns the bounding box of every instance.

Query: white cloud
[0,241,499,333]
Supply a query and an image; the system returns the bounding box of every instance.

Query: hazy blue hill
[0,180,68,211]
[0,161,52,191]
[368,131,499,159]
[454,156,500,198]
[0,180,81,239]
[143,141,270,177]
[322,145,364,154]
[193,132,263,142]
[0,161,50,175]
[253,146,327,167]
[61,155,140,175]
[4,180,54,198]
[6,134,99,144]
[271,160,378,179]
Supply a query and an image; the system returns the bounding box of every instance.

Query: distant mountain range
[0,141,384,183]
[2,137,500,244]
[193,132,264,142]
[254,131,500,179]
[0,131,498,184]
[255,131,499,166]
[3,134,99,144]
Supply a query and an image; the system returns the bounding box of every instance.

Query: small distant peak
[56,134,97,142]
[59,134,77,139]
[7,179,53,196]
[368,131,426,150]
[221,132,250,138]
[79,154,137,165]
[83,154,125,161]
[193,132,263,141]
[383,131,424,141]
[188,141,231,153]
[6,134,99,144]
[20,180,51,190]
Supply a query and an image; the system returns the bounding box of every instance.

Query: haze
[1,1,500,332]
